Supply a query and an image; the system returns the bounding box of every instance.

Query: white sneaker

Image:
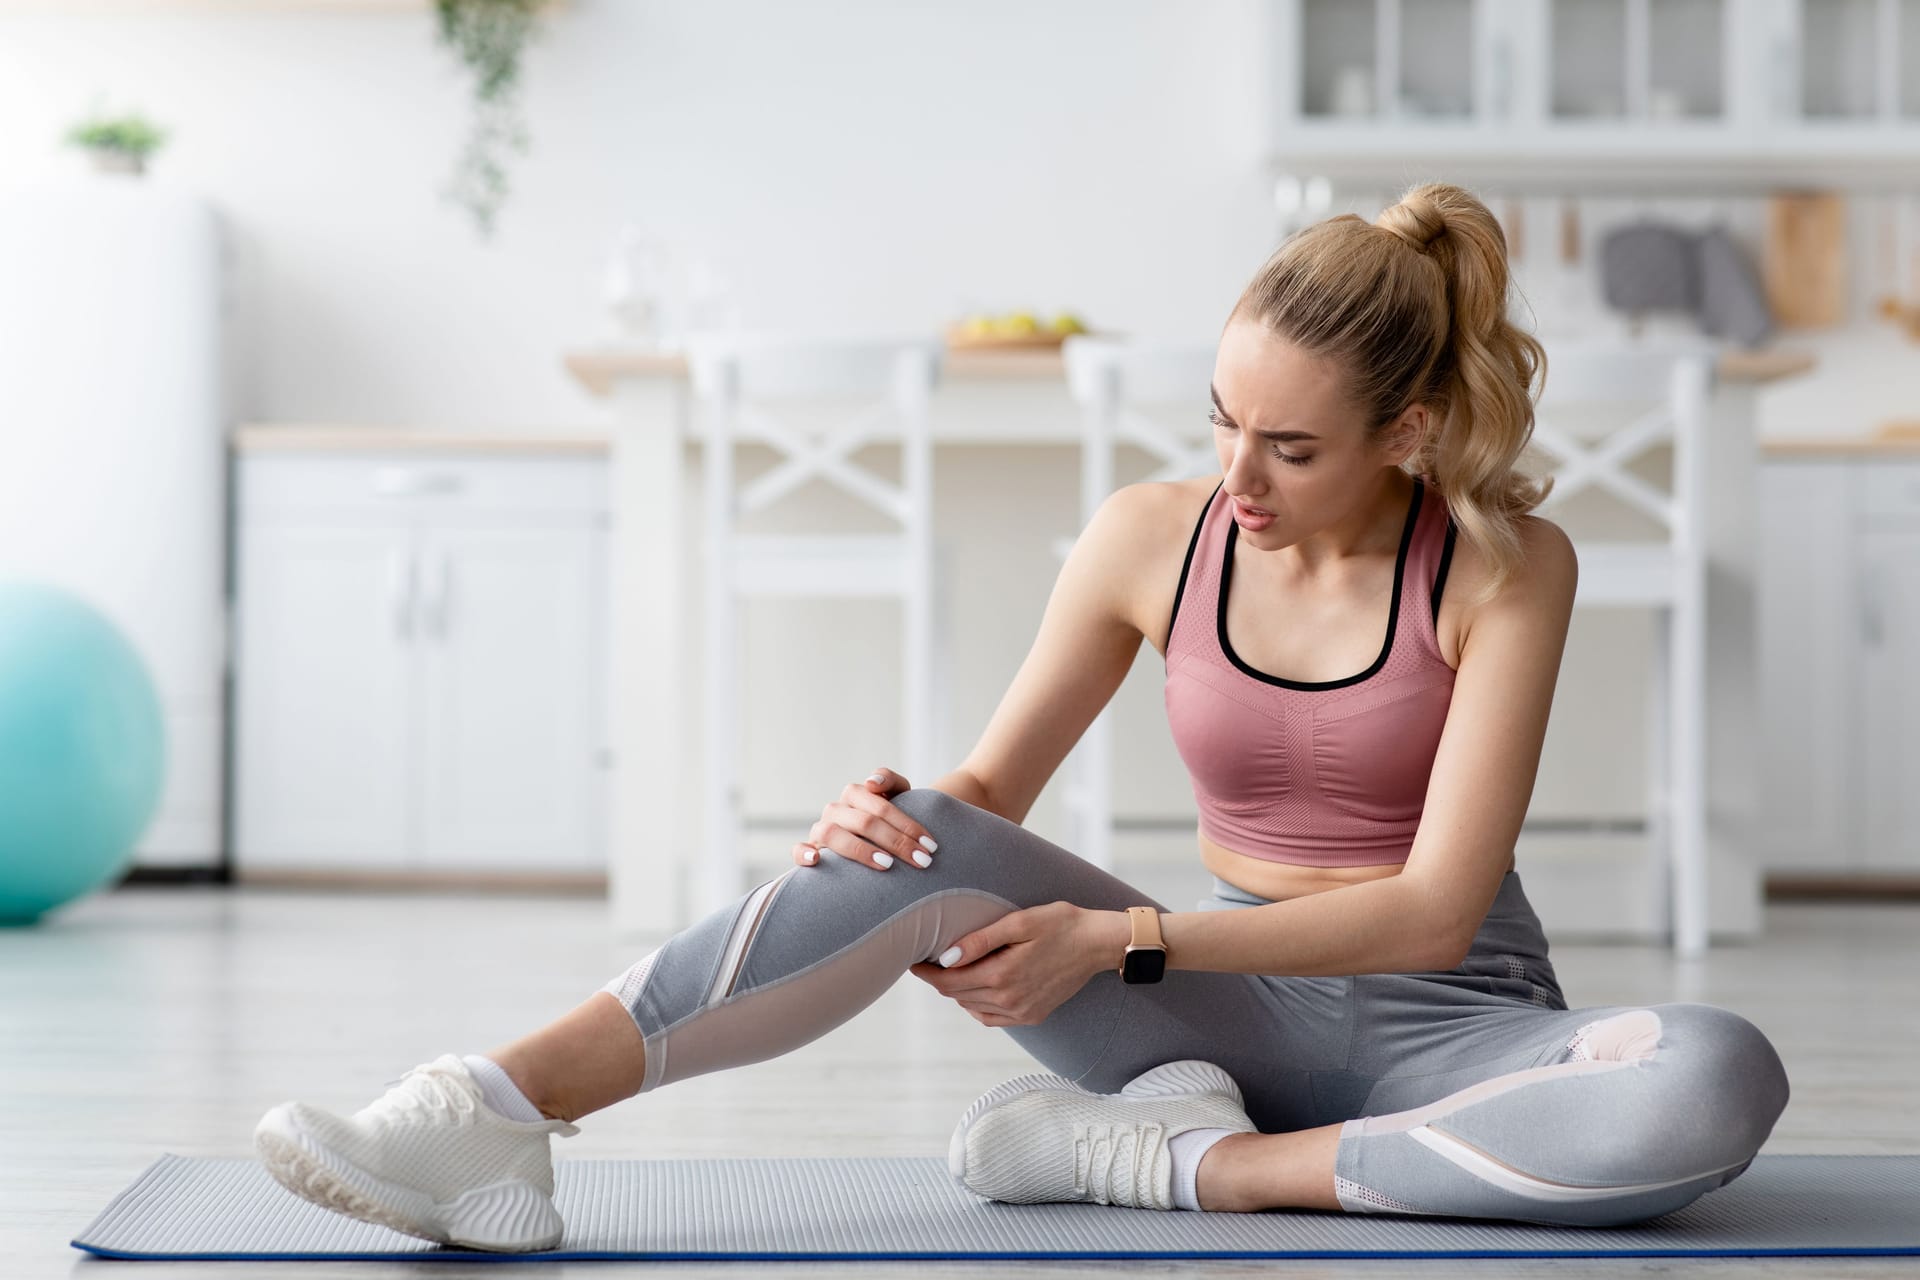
[948,1059,1256,1210]
[253,1052,582,1252]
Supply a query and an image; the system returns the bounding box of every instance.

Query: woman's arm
[1080,515,1581,979]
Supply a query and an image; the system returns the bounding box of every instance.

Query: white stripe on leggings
[703,873,792,1009]
[1405,1125,1748,1203]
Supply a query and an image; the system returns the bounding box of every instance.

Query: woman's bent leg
[1330,1000,1790,1226]
[1293,873,1795,1227]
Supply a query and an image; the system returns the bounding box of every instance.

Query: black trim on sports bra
[1164,479,1224,659]
[1431,517,1458,628]
[1216,478,1423,691]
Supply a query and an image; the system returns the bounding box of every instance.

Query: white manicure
[867,773,886,784]
[872,852,894,869]
[919,836,938,853]
[938,946,963,967]
[910,849,932,868]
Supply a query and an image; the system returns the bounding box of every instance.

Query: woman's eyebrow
[1210,384,1321,442]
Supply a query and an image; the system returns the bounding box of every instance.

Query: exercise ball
[0,581,165,925]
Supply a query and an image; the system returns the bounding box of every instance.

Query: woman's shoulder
[1439,507,1578,658]
[1085,476,1221,649]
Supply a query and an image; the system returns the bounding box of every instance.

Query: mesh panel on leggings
[1335,1175,1428,1216]
[601,950,659,1010]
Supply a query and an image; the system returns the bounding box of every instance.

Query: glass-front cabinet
[1273,0,1920,186]
[1789,0,1920,121]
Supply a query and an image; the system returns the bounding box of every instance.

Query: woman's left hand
[908,901,1112,1027]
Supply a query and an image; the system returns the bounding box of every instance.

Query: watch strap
[1126,906,1165,951]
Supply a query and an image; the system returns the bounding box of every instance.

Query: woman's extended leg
[525,788,1343,1114]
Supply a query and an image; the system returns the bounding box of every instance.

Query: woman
[255,182,1790,1253]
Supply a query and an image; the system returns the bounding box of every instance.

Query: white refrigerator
[0,175,228,871]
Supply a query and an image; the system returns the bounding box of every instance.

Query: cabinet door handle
[422,549,452,640]
[372,467,466,498]
[1860,560,1883,647]
[1491,37,1512,120]
[387,549,416,641]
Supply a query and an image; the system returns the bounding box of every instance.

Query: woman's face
[1208,318,1413,547]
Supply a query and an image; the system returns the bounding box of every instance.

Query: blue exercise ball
[0,581,165,926]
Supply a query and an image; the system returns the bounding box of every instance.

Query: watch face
[1122,947,1166,984]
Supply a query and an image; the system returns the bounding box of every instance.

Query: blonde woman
[256,183,1789,1252]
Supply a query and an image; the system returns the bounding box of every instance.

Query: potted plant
[435,0,549,239]
[64,110,168,177]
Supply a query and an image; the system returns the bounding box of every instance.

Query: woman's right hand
[793,766,939,871]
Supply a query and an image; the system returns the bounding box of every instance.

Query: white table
[564,343,1814,946]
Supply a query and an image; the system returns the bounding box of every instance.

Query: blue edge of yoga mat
[72,1153,1920,1262]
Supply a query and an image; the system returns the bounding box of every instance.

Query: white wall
[0,0,1278,429]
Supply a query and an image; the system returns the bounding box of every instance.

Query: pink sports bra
[1162,475,1459,868]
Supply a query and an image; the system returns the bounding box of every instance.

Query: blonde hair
[1229,181,1551,606]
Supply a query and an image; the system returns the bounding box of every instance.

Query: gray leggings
[599,788,1791,1227]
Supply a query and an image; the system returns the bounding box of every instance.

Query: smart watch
[1119,906,1168,984]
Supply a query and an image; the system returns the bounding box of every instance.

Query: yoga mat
[72,1154,1920,1261]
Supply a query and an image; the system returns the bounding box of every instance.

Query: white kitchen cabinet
[234,447,609,877]
[1271,0,1920,187]
[234,524,415,869]
[1858,509,1920,871]
[417,523,607,871]
[1758,455,1920,874]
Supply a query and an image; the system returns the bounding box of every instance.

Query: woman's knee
[1648,1002,1791,1162]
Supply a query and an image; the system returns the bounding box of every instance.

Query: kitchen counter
[1763,427,1920,456]
[562,342,1814,398]
[233,425,608,453]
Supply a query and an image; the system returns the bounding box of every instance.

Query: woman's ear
[1378,404,1431,465]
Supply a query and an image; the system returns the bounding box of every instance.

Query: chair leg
[1671,591,1710,958]
[929,544,953,784]
[1646,607,1673,936]
[1078,707,1115,871]
[701,572,742,921]
[904,561,935,786]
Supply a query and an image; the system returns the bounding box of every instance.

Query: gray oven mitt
[1695,224,1774,348]
[1599,221,1698,313]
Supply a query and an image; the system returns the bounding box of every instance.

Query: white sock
[461,1054,548,1123]
[1168,1128,1235,1211]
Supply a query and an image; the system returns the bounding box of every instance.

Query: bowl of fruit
[946,309,1091,350]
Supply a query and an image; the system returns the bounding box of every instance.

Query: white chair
[685,333,945,916]
[1529,340,1715,957]
[1057,335,1222,871]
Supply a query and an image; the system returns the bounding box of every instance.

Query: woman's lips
[1234,499,1273,517]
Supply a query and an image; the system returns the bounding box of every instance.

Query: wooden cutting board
[1763,192,1848,328]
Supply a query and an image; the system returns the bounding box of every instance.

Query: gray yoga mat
[72,1153,1920,1260]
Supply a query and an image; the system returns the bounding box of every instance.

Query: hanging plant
[64,108,168,176]
[434,0,546,239]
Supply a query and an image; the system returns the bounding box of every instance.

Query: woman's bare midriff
[1198,828,1515,902]
[1141,476,1516,904]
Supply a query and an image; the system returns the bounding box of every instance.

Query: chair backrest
[684,331,943,540]
[1527,339,1716,559]
[1060,335,1220,528]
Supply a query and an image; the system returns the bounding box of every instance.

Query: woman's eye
[1211,412,1312,466]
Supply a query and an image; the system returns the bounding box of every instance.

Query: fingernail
[867,773,886,784]
[872,852,894,869]
[910,849,932,868]
[918,835,938,853]
[801,848,818,864]
[938,946,963,967]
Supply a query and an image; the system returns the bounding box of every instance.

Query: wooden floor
[5,867,1916,1279]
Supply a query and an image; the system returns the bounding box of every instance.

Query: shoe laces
[1072,1119,1164,1206]
[369,1059,483,1128]
[369,1059,583,1137]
